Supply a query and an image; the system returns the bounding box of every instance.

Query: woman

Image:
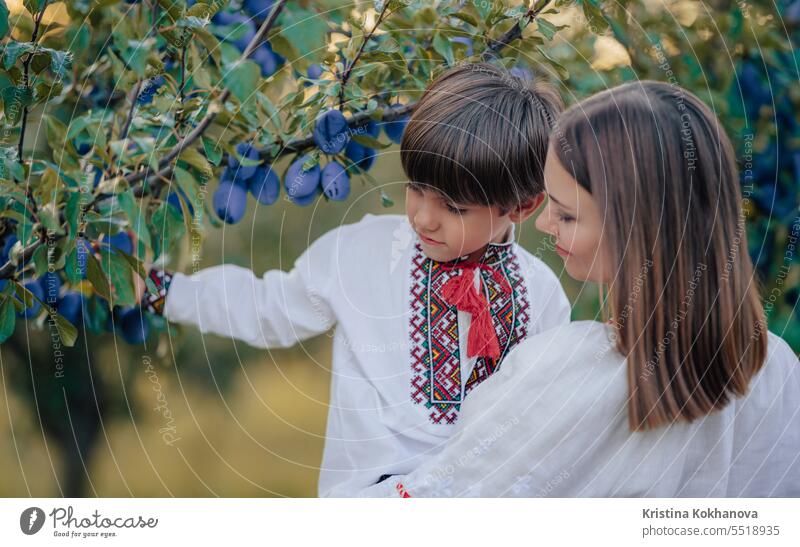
[363,81,800,497]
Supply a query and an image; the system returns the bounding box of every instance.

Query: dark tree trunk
[4,328,105,497]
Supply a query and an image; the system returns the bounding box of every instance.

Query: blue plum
[321,161,350,201]
[381,106,409,144]
[307,64,323,80]
[101,231,133,255]
[285,155,321,198]
[119,307,149,345]
[344,140,376,172]
[57,292,84,326]
[243,0,275,19]
[213,181,248,224]
[248,165,281,205]
[252,44,278,78]
[228,142,261,180]
[314,109,351,154]
[289,187,320,207]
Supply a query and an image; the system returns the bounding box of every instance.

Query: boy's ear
[507,193,546,223]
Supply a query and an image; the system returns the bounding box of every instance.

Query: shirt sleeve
[159,226,341,349]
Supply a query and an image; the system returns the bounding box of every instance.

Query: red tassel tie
[440,262,512,360]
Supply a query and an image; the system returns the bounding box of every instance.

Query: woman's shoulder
[515,320,618,357]
[748,331,800,401]
[766,331,799,367]
[499,320,627,389]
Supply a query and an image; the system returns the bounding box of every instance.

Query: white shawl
[360,321,800,497]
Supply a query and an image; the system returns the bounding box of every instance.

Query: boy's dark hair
[400,62,563,211]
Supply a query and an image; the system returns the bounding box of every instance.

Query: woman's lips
[418,233,443,246]
[555,244,571,256]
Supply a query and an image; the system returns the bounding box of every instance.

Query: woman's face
[535,145,612,284]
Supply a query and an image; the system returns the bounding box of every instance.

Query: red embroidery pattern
[409,242,530,424]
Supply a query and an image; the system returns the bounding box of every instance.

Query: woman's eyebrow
[546,192,572,210]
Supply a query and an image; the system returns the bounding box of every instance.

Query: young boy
[143,62,571,496]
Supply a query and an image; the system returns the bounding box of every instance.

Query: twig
[120,79,143,141]
[18,1,50,162]
[124,0,288,193]
[338,1,392,109]
[0,236,46,279]
[482,1,550,61]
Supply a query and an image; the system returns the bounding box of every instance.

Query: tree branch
[338,1,392,109]
[124,0,288,195]
[0,235,46,279]
[119,79,143,141]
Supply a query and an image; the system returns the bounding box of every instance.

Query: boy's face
[405,183,515,263]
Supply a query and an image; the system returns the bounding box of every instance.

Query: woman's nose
[534,202,555,236]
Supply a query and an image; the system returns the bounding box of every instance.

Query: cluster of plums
[0,231,149,344]
[212,107,408,223]
[212,4,285,78]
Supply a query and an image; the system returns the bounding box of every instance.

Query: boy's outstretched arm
[143,229,339,349]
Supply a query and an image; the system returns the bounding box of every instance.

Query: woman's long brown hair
[553,81,767,431]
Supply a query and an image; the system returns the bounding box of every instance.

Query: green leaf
[0,295,15,344]
[32,239,49,277]
[85,252,112,305]
[13,281,34,310]
[278,7,328,58]
[432,32,455,66]
[64,190,81,246]
[222,59,260,104]
[117,191,151,250]
[113,248,146,281]
[100,250,136,306]
[193,27,222,66]
[44,114,67,151]
[351,134,392,149]
[2,85,33,125]
[150,201,186,259]
[536,46,569,79]
[64,244,81,284]
[51,310,77,347]
[0,1,9,41]
[537,18,559,41]
[451,11,478,27]
[2,41,33,70]
[178,147,213,176]
[202,137,223,166]
[580,0,609,33]
[49,49,73,80]
[23,0,42,16]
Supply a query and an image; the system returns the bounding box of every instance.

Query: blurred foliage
[0,0,797,496]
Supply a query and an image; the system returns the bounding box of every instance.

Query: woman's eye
[558,214,575,223]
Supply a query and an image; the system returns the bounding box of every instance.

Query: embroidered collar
[433,224,516,268]
[408,221,530,425]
